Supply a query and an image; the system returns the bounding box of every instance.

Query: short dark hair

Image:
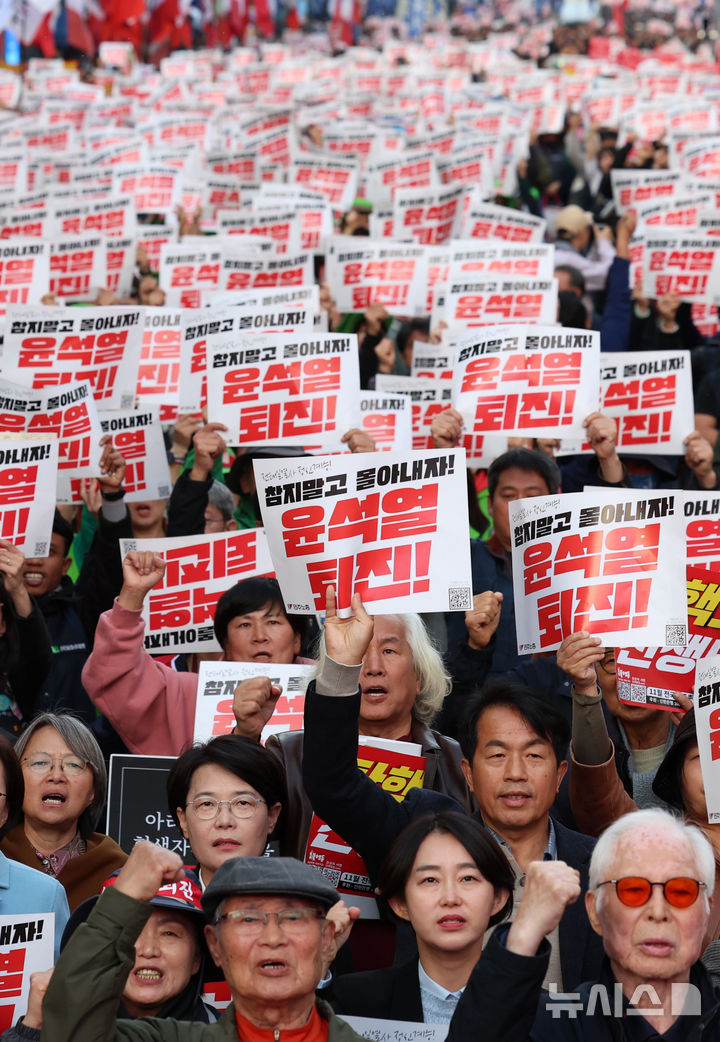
[554,264,586,294]
[52,509,74,556]
[397,317,430,358]
[167,735,285,831]
[378,812,514,928]
[486,449,561,501]
[212,577,307,650]
[458,680,570,766]
[558,289,589,329]
[0,735,24,839]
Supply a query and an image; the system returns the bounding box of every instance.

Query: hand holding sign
[341,429,376,454]
[98,435,126,494]
[431,407,463,449]
[465,592,503,650]
[114,840,186,902]
[191,423,228,481]
[0,539,31,619]
[684,431,717,489]
[557,632,605,697]
[324,586,374,667]
[119,551,166,612]
[232,678,283,740]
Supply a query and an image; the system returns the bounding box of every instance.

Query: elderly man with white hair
[446,808,720,1042]
[530,807,720,1039]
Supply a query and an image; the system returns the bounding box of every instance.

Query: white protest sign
[695,656,720,823]
[253,449,473,617]
[206,332,360,447]
[99,406,171,503]
[358,391,413,453]
[341,1019,445,1042]
[194,662,315,744]
[159,242,222,308]
[461,201,546,242]
[510,488,687,654]
[642,232,720,303]
[0,378,103,504]
[137,308,183,410]
[3,305,143,409]
[0,240,50,318]
[375,375,453,451]
[599,352,694,455]
[685,491,720,574]
[444,277,558,327]
[452,325,599,440]
[0,437,58,555]
[0,913,54,1032]
[325,240,429,317]
[48,234,107,302]
[119,529,275,654]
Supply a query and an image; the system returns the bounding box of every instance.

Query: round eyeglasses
[22,754,88,777]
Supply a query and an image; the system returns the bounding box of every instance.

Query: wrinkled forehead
[608,827,696,877]
[221,894,322,912]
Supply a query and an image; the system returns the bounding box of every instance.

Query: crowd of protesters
[0,2,718,1039]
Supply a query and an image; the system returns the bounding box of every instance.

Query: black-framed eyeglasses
[598,655,616,676]
[598,877,705,908]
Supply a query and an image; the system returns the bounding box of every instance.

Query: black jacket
[303,684,604,989]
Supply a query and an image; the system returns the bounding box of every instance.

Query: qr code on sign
[665,624,687,646]
[319,868,340,887]
[449,586,472,611]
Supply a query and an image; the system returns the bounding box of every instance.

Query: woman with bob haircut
[1,713,126,910]
[331,813,514,1024]
[82,553,312,758]
[167,735,285,888]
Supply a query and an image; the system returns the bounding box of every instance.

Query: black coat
[303,684,604,989]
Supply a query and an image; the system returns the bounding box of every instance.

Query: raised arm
[302,588,460,881]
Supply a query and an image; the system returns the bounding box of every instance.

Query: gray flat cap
[201,857,340,919]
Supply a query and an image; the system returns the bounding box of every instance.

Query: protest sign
[510,488,687,653]
[685,491,720,573]
[119,529,275,653]
[0,914,54,1032]
[374,375,453,451]
[325,240,428,316]
[112,166,180,215]
[358,391,413,453]
[444,276,558,326]
[411,343,454,380]
[193,662,315,744]
[3,305,143,409]
[694,656,720,823]
[105,235,136,297]
[642,232,720,302]
[460,201,546,242]
[0,241,49,319]
[202,285,319,313]
[0,379,103,504]
[253,448,472,616]
[206,331,359,447]
[598,352,694,454]
[49,196,136,238]
[365,151,438,207]
[305,737,426,916]
[341,1018,445,1042]
[48,234,107,302]
[451,325,599,439]
[106,755,192,859]
[159,242,222,308]
[99,407,171,502]
[0,436,57,555]
[218,249,313,294]
[616,646,699,711]
[137,308,183,411]
[392,184,464,245]
[610,169,683,214]
[288,154,358,211]
[448,242,555,280]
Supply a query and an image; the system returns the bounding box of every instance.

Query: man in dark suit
[303,588,604,991]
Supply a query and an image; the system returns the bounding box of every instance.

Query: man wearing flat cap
[39,842,370,1042]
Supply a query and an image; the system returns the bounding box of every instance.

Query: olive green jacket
[40,886,370,1042]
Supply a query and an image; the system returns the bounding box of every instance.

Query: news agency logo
[546,982,701,1019]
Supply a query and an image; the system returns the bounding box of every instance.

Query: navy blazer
[331,959,423,1023]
